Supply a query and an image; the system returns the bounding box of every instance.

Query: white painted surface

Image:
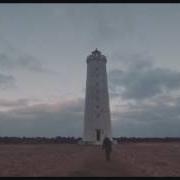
[83,49,112,144]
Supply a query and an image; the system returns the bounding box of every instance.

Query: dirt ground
[0,142,180,177]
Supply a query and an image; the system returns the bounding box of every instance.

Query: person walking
[102,137,112,162]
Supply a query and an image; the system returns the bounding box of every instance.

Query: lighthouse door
[96,129,101,141]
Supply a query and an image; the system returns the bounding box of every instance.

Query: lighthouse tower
[83,49,112,144]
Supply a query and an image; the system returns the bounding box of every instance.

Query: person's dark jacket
[102,137,112,152]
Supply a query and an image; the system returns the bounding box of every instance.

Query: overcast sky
[0,3,180,137]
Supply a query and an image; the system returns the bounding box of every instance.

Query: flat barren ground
[0,142,180,177]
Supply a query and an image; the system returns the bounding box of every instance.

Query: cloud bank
[0,73,15,89]
[109,52,180,137]
[1,52,180,137]
[109,53,180,100]
[0,98,84,137]
[0,39,54,74]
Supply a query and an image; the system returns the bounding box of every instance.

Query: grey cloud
[10,98,84,114]
[111,95,180,137]
[0,98,84,137]
[18,54,45,72]
[0,51,47,73]
[0,53,15,69]
[0,94,180,137]
[60,98,84,113]
[109,53,180,100]
[109,52,154,73]
[112,119,180,137]
[0,98,29,107]
[0,73,15,89]
[108,52,180,137]
[56,5,131,48]
[0,39,53,74]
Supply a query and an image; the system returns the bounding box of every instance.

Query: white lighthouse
[83,49,112,144]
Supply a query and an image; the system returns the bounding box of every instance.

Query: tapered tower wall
[83,49,112,144]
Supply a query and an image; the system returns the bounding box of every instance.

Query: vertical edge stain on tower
[83,49,112,145]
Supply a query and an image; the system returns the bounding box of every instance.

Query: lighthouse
[83,49,112,144]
